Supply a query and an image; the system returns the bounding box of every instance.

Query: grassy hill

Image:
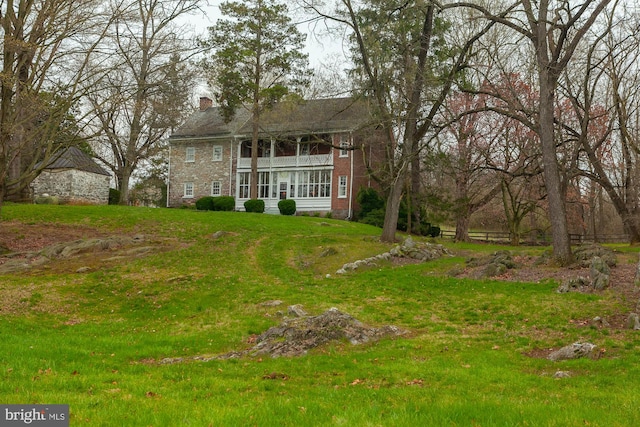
[1,204,639,426]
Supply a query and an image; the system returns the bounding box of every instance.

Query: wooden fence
[439,230,630,245]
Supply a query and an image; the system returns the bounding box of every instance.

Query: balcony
[237,153,333,170]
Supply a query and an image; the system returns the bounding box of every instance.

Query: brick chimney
[199,96,213,111]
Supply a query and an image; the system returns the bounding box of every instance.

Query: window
[299,143,309,156]
[185,147,195,162]
[238,172,250,199]
[296,171,331,198]
[339,140,349,157]
[238,172,269,198]
[211,181,221,196]
[258,172,270,198]
[240,140,270,158]
[338,176,347,198]
[184,182,194,198]
[213,145,223,161]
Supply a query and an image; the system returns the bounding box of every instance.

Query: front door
[279,179,289,200]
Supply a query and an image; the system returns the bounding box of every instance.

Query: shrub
[108,188,121,205]
[35,195,60,205]
[428,226,441,238]
[356,187,384,220]
[278,199,296,215]
[244,199,265,213]
[213,196,235,211]
[359,208,385,228]
[195,196,215,211]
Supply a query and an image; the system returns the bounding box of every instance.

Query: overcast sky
[186,1,347,68]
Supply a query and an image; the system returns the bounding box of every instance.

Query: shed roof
[40,146,111,176]
[171,97,374,140]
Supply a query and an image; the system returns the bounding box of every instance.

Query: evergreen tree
[201,0,310,199]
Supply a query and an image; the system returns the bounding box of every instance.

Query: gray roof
[171,97,374,140]
[41,146,111,176]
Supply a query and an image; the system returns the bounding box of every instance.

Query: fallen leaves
[262,372,289,380]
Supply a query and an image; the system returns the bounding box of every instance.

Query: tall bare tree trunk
[250,101,259,200]
[538,75,572,264]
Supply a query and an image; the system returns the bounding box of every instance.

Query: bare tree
[301,0,501,242]
[0,0,111,212]
[84,0,201,205]
[457,0,614,264]
[563,3,640,243]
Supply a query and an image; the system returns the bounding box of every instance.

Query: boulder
[627,313,640,330]
[287,304,308,317]
[547,342,598,361]
[249,308,405,357]
[574,244,616,268]
[590,256,610,291]
[556,276,589,293]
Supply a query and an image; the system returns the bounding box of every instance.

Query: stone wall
[168,140,234,207]
[32,169,110,205]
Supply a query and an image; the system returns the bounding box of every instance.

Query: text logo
[1,405,68,427]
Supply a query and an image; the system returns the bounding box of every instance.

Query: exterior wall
[168,139,235,207]
[351,131,386,217]
[331,133,353,219]
[168,130,382,217]
[32,169,110,204]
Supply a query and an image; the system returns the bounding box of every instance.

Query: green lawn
[1,204,639,426]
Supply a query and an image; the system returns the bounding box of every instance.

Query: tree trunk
[0,183,5,217]
[250,101,260,200]
[621,211,640,245]
[118,167,133,205]
[539,73,572,264]
[454,213,470,243]
[381,173,405,242]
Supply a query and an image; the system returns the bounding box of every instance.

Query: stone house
[167,97,384,218]
[32,146,111,204]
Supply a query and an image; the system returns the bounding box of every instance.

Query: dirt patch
[0,221,180,275]
[0,221,108,254]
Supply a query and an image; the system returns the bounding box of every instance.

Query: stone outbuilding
[32,146,111,205]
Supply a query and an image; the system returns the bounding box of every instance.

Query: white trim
[183,182,194,198]
[211,180,222,196]
[339,138,349,157]
[338,175,348,198]
[213,145,223,161]
[185,147,195,163]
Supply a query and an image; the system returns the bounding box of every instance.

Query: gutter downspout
[348,132,354,220]
[229,138,234,196]
[166,144,172,207]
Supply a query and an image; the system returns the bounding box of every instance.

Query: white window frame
[238,172,250,199]
[185,147,195,163]
[339,140,349,157]
[184,182,194,198]
[211,181,221,196]
[258,172,270,198]
[296,171,331,198]
[213,145,223,161]
[338,175,348,198]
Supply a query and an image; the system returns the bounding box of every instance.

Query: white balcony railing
[237,153,333,170]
